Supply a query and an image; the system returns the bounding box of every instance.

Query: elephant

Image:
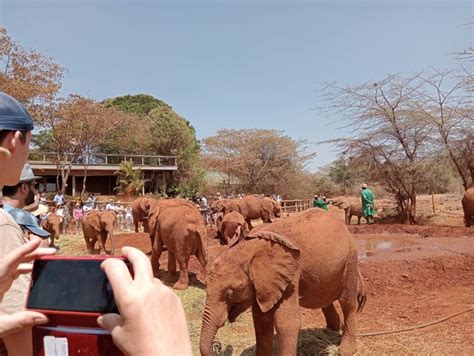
[462,187,474,227]
[200,208,366,356]
[210,198,240,215]
[131,196,156,233]
[41,213,61,248]
[237,194,281,229]
[332,200,366,225]
[148,200,207,290]
[82,210,116,255]
[216,211,249,245]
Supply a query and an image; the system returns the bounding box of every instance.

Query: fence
[280,199,312,214]
[28,151,178,167]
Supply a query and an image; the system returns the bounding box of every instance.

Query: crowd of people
[0,92,193,355]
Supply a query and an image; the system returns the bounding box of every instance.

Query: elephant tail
[356,267,367,313]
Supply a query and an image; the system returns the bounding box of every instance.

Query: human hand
[0,309,48,337]
[97,247,192,356]
[0,237,56,299]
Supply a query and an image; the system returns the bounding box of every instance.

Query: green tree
[105,94,203,197]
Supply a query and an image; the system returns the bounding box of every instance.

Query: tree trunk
[408,194,417,225]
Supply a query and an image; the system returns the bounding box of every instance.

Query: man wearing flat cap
[0,92,51,355]
[2,163,41,212]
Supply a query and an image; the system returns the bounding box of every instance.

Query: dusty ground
[39,194,474,354]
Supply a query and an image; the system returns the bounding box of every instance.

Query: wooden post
[431,191,436,215]
[72,175,76,197]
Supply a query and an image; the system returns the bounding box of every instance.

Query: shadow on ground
[214,328,340,356]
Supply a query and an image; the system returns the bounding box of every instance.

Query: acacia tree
[0,28,63,117]
[202,129,315,197]
[323,75,434,224]
[414,70,473,190]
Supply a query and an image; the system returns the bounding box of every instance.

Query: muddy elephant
[332,200,366,225]
[200,208,366,356]
[41,213,61,248]
[462,187,474,227]
[148,200,207,290]
[217,211,249,245]
[237,194,281,229]
[131,196,156,233]
[210,198,240,215]
[82,211,116,255]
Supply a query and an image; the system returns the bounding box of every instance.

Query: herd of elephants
[44,188,474,355]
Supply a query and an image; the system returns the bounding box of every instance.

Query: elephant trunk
[199,303,226,356]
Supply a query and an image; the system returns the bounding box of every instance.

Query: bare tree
[414,69,473,190]
[323,74,434,224]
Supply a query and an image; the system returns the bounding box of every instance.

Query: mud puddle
[357,234,421,258]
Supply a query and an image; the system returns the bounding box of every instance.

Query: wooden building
[29,152,178,196]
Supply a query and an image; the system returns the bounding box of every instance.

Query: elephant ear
[339,201,350,210]
[89,213,102,232]
[248,231,300,313]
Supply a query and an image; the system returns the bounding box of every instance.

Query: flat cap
[0,92,34,131]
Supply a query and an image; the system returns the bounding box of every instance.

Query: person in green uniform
[313,194,329,211]
[361,183,375,224]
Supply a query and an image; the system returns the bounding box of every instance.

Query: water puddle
[357,234,421,259]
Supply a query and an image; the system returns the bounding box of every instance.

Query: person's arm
[0,237,56,337]
[97,247,192,356]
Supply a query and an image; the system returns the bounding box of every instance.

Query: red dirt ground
[112,226,474,354]
[2,222,471,355]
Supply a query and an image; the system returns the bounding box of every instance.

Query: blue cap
[8,208,50,238]
[0,92,34,131]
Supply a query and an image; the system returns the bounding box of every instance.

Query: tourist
[73,203,84,234]
[125,205,133,231]
[53,191,64,206]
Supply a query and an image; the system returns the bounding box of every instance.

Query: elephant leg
[150,237,164,277]
[167,251,177,278]
[261,211,271,223]
[357,215,361,225]
[196,245,207,270]
[252,303,275,356]
[133,217,139,233]
[338,256,359,355]
[274,280,301,356]
[322,303,341,331]
[173,254,190,290]
[49,233,56,248]
[98,232,108,255]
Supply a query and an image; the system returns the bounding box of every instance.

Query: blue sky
[1,0,471,171]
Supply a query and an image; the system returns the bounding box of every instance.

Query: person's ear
[0,131,16,159]
[20,182,30,194]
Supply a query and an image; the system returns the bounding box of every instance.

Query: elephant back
[249,208,354,275]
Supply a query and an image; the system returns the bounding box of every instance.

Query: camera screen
[27,259,118,313]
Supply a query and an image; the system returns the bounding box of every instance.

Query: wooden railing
[280,199,312,214]
[28,151,178,167]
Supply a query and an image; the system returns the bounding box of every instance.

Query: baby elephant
[332,200,366,225]
[200,208,366,356]
[82,211,116,255]
[216,211,249,245]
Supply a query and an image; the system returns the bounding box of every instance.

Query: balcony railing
[28,151,178,167]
